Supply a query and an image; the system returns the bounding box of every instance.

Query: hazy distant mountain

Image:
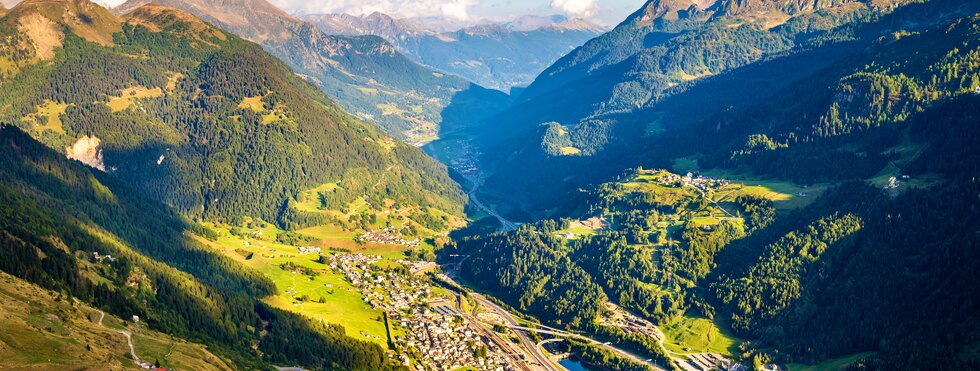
[303,12,605,91]
[402,15,480,33]
[114,0,476,144]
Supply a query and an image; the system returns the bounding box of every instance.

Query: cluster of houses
[648,171,730,193]
[133,360,165,370]
[448,141,480,176]
[675,353,748,371]
[328,253,510,370]
[883,175,910,190]
[681,172,729,192]
[358,227,420,247]
[92,251,116,263]
[297,246,321,255]
[399,303,509,371]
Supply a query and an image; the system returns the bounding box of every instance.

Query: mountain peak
[4,0,120,59]
[504,14,567,31]
[115,0,299,42]
[124,3,225,41]
[551,18,606,32]
[635,0,718,22]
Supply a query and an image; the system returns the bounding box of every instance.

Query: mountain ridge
[113,0,476,143]
[0,0,465,226]
[303,11,605,91]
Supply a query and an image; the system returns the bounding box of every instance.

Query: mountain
[440,0,980,368]
[0,122,399,369]
[114,0,478,144]
[303,12,606,92]
[474,0,953,214]
[504,14,573,32]
[0,270,231,370]
[303,11,434,45]
[402,15,480,33]
[0,0,464,228]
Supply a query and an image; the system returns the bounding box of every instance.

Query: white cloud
[269,0,479,20]
[550,0,599,18]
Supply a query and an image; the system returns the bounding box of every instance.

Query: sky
[267,0,646,26]
[6,0,647,27]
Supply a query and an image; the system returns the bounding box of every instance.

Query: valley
[0,0,977,370]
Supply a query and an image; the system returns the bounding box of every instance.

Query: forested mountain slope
[448,96,980,370]
[477,0,980,216]
[113,0,483,143]
[304,12,605,92]
[0,0,464,227]
[0,124,401,369]
[444,0,980,369]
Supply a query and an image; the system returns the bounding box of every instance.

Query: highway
[470,294,563,371]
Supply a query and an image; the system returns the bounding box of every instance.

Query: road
[422,138,518,232]
[465,175,519,232]
[96,310,141,366]
[449,292,535,371]
[471,294,562,371]
[685,184,737,218]
[506,324,667,370]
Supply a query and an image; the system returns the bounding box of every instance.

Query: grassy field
[645,113,666,136]
[108,86,163,112]
[0,271,229,370]
[238,95,266,112]
[661,314,739,357]
[193,223,394,346]
[786,352,875,371]
[22,100,68,134]
[700,169,828,211]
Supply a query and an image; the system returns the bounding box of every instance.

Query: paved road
[507,324,666,369]
[471,294,561,371]
[466,175,519,232]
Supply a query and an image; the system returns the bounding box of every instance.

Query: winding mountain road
[96,310,140,365]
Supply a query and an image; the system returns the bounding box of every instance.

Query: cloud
[268,0,479,20]
[550,0,599,18]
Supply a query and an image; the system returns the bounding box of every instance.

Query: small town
[327,253,511,370]
[358,227,422,247]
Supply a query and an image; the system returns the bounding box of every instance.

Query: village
[650,171,730,193]
[327,253,512,370]
[446,140,480,176]
[357,226,422,247]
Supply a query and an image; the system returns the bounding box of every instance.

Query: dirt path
[686,184,737,218]
[95,310,141,365]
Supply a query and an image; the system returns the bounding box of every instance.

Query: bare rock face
[66,135,105,171]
